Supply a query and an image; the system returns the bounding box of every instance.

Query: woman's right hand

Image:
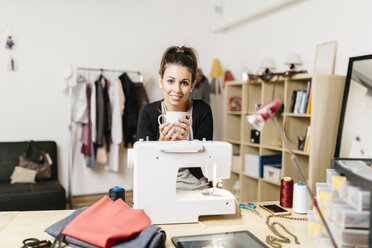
[159,122,177,141]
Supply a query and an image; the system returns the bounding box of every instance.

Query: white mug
[158,111,187,125]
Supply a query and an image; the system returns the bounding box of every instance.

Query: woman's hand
[171,114,191,141]
[159,122,176,141]
[158,115,190,141]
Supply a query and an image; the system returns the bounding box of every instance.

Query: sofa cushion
[10,166,37,184]
[0,141,58,182]
[0,180,66,211]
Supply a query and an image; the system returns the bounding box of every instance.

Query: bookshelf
[223,74,345,202]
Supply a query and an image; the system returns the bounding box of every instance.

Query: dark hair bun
[159,46,198,82]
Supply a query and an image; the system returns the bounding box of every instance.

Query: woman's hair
[159,46,198,82]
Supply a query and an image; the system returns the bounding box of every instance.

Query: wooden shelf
[242,173,260,180]
[227,111,243,115]
[241,142,260,148]
[261,144,283,152]
[284,113,311,118]
[224,74,346,201]
[226,138,241,145]
[284,149,309,156]
[225,81,244,86]
[260,178,281,186]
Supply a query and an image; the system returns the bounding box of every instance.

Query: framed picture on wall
[313,41,337,75]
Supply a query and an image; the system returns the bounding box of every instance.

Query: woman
[137,46,213,180]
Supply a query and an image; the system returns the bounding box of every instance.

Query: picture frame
[313,41,337,75]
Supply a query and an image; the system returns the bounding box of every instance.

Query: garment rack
[76,67,142,75]
[68,66,143,209]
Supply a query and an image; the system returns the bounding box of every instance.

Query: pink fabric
[62,196,151,248]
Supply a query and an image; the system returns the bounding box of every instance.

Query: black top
[137,99,213,141]
[137,99,213,179]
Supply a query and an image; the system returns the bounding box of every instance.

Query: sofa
[0,141,66,211]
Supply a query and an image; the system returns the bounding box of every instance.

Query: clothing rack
[76,67,142,75]
[68,66,142,208]
[76,67,143,84]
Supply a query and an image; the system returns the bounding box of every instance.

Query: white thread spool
[292,182,309,213]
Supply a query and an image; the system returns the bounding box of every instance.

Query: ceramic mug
[158,111,187,125]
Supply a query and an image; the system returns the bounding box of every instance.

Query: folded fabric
[60,196,151,247]
[45,207,166,248]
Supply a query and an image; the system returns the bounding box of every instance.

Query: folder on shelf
[304,80,312,113]
[303,126,311,152]
[290,91,297,113]
[306,83,313,114]
[259,155,282,178]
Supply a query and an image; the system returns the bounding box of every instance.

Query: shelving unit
[223,74,345,202]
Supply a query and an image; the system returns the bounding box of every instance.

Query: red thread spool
[280,177,294,208]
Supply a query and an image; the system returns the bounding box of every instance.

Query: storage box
[263,164,281,183]
[259,155,282,178]
[335,207,370,229]
[347,186,370,211]
[316,182,332,208]
[244,154,260,178]
[328,221,369,247]
[326,168,339,184]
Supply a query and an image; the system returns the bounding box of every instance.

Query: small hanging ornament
[9,56,15,71]
[6,36,15,49]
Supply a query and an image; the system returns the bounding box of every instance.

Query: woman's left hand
[172,114,191,140]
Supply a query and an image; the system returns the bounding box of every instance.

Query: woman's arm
[193,101,213,140]
[137,107,157,141]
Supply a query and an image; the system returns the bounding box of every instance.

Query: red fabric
[62,196,151,248]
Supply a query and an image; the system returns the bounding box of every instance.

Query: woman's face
[159,64,195,111]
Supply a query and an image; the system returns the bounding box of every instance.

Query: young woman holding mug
[137,45,213,180]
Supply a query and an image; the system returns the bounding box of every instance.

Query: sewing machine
[128,139,236,224]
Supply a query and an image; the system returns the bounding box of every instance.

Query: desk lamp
[260,57,276,74]
[284,52,302,70]
[247,99,337,248]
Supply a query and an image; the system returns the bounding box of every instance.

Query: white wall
[218,0,372,77]
[0,0,225,195]
[1,0,372,196]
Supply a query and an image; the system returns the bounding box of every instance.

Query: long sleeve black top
[136,99,213,179]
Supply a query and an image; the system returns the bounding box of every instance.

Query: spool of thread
[292,182,309,213]
[109,186,125,202]
[280,177,294,208]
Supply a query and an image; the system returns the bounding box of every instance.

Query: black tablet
[171,230,268,248]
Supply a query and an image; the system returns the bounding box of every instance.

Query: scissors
[22,238,51,248]
[238,202,262,217]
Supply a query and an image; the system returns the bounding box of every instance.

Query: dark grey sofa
[0,141,66,211]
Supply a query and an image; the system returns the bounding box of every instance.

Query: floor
[67,191,133,209]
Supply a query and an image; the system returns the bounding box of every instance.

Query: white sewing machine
[128,139,236,224]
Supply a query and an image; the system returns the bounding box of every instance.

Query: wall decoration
[1,22,17,71]
[313,41,337,75]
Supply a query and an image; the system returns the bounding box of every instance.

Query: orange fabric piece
[62,196,151,248]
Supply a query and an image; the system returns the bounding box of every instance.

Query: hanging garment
[95,75,112,148]
[119,73,149,147]
[105,77,123,171]
[71,76,88,123]
[117,78,125,115]
[90,82,97,143]
[60,64,77,90]
[61,196,151,248]
[81,84,92,157]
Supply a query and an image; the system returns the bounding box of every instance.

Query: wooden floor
[66,191,133,209]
